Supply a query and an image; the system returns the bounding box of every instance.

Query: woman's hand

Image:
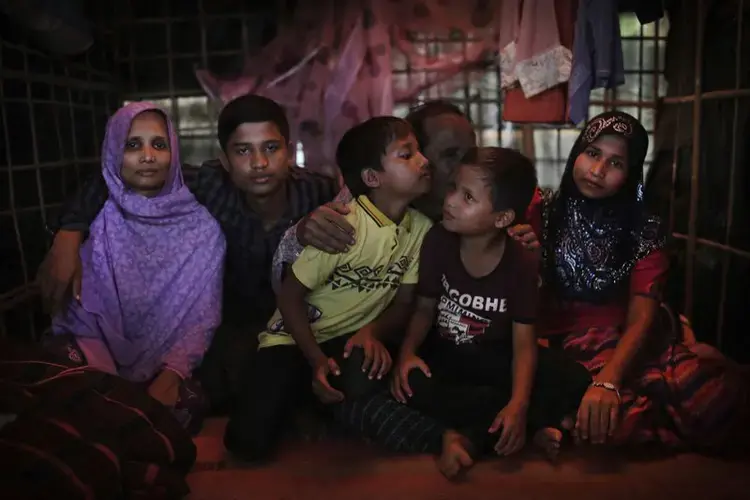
[507,224,540,250]
[298,202,355,253]
[148,369,182,407]
[575,383,621,445]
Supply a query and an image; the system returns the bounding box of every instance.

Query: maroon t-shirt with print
[417,224,540,346]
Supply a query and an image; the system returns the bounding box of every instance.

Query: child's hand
[390,353,431,403]
[343,327,392,380]
[489,401,528,456]
[312,357,344,404]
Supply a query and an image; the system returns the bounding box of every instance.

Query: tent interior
[1,0,749,498]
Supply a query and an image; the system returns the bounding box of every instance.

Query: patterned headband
[582,114,635,144]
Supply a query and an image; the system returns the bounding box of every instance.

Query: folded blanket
[0,340,196,500]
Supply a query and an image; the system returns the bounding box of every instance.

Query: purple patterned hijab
[52,102,225,382]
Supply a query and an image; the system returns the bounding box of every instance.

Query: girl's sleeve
[630,249,669,300]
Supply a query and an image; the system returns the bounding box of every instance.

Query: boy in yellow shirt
[224,117,434,462]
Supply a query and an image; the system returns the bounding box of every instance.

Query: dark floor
[188,418,750,499]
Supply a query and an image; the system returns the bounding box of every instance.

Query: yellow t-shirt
[258,195,433,349]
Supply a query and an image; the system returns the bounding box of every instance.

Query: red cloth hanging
[502,85,570,124]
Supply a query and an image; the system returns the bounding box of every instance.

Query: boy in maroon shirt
[391,147,591,478]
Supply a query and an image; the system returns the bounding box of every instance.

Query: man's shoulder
[184,159,229,185]
[286,166,341,210]
[288,166,339,189]
[190,159,222,173]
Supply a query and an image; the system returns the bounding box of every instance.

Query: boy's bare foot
[438,430,474,479]
[532,427,563,461]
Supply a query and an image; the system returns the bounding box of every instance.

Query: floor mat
[188,418,750,500]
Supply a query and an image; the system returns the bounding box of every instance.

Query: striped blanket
[0,340,196,499]
[559,323,749,451]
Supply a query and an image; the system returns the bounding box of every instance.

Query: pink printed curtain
[195,0,502,172]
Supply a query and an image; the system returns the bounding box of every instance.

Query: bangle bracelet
[591,381,621,402]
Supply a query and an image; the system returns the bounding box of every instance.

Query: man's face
[416,113,476,219]
[221,121,290,198]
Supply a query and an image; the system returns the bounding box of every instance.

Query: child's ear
[219,150,230,172]
[494,209,515,229]
[362,168,381,190]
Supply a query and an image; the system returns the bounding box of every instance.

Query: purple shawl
[52,102,225,382]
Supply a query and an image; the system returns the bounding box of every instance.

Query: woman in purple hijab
[49,102,226,432]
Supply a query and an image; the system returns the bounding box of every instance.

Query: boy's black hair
[405,100,469,149]
[461,147,538,223]
[217,94,290,151]
[336,116,413,197]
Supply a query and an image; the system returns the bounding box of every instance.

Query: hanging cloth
[499,0,573,98]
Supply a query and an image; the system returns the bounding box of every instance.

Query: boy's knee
[537,349,592,404]
[573,361,592,391]
[558,357,592,399]
[405,369,433,405]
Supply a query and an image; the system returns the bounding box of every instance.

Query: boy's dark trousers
[195,299,272,414]
[223,333,379,462]
[405,337,592,453]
